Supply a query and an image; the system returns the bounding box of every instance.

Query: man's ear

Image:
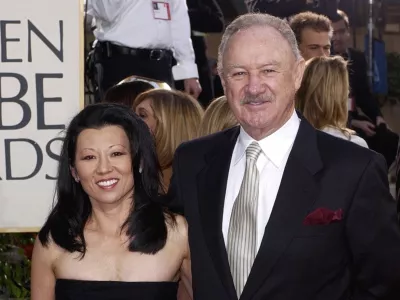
[294,58,305,91]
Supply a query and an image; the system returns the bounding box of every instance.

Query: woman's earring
[75,177,80,182]
[139,166,143,173]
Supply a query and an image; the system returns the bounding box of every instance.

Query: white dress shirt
[86,0,198,80]
[223,111,300,251]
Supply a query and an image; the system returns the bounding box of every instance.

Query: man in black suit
[332,10,399,167]
[331,10,385,136]
[167,13,400,300]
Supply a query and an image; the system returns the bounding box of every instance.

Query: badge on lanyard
[152,2,171,20]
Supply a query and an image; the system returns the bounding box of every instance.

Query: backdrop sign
[0,0,83,231]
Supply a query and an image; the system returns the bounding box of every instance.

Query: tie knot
[246,142,262,161]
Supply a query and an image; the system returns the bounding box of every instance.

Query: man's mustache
[240,94,273,105]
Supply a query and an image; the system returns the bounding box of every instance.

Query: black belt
[97,41,172,61]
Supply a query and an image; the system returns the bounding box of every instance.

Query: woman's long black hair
[38,103,173,255]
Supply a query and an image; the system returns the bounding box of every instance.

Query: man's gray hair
[217,13,301,74]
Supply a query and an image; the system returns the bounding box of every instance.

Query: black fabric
[175,36,214,107]
[55,279,178,300]
[247,0,339,20]
[353,116,399,168]
[213,74,224,98]
[165,116,400,300]
[95,43,174,99]
[187,0,224,33]
[345,48,383,122]
[363,124,399,168]
[175,0,224,107]
[396,142,400,211]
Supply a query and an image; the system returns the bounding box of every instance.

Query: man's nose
[317,48,327,57]
[247,74,266,95]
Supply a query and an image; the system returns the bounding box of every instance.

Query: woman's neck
[87,198,132,237]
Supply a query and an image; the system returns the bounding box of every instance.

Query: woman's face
[135,98,157,134]
[71,125,134,206]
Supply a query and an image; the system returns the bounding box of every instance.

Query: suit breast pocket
[294,222,343,238]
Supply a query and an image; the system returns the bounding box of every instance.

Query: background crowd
[1,0,400,299]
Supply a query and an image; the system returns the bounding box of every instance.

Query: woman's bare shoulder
[32,234,63,267]
[165,213,188,242]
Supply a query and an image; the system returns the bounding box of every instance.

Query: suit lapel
[197,126,239,300]
[240,119,323,300]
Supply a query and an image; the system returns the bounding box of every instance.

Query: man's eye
[232,72,246,77]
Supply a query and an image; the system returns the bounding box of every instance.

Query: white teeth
[97,179,118,187]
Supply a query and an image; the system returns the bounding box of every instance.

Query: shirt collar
[232,110,300,168]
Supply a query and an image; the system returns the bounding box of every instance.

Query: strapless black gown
[55,279,178,300]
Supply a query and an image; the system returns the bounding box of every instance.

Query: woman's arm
[177,216,193,300]
[31,237,56,300]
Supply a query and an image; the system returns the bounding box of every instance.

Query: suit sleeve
[351,52,383,121]
[188,0,224,33]
[346,154,400,299]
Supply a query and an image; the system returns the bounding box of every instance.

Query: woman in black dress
[31,103,191,300]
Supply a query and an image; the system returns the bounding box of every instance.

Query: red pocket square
[303,208,343,225]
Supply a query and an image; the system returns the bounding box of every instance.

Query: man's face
[298,27,331,61]
[332,20,350,54]
[220,26,304,140]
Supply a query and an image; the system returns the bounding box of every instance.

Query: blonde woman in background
[296,56,368,148]
[134,89,204,192]
[198,96,238,136]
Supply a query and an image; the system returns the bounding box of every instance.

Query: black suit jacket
[247,0,339,21]
[167,118,400,300]
[396,143,400,208]
[187,0,224,33]
[174,0,224,106]
[347,48,382,122]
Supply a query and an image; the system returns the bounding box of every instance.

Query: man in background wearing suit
[332,10,398,167]
[167,13,400,300]
[331,11,384,132]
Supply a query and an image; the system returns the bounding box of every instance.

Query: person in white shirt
[296,55,368,148]
[86,0,201,100]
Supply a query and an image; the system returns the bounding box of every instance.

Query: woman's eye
[83,155,95,160]
[111,152,124,157]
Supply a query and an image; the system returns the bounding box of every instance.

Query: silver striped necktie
[227,141,262,297]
